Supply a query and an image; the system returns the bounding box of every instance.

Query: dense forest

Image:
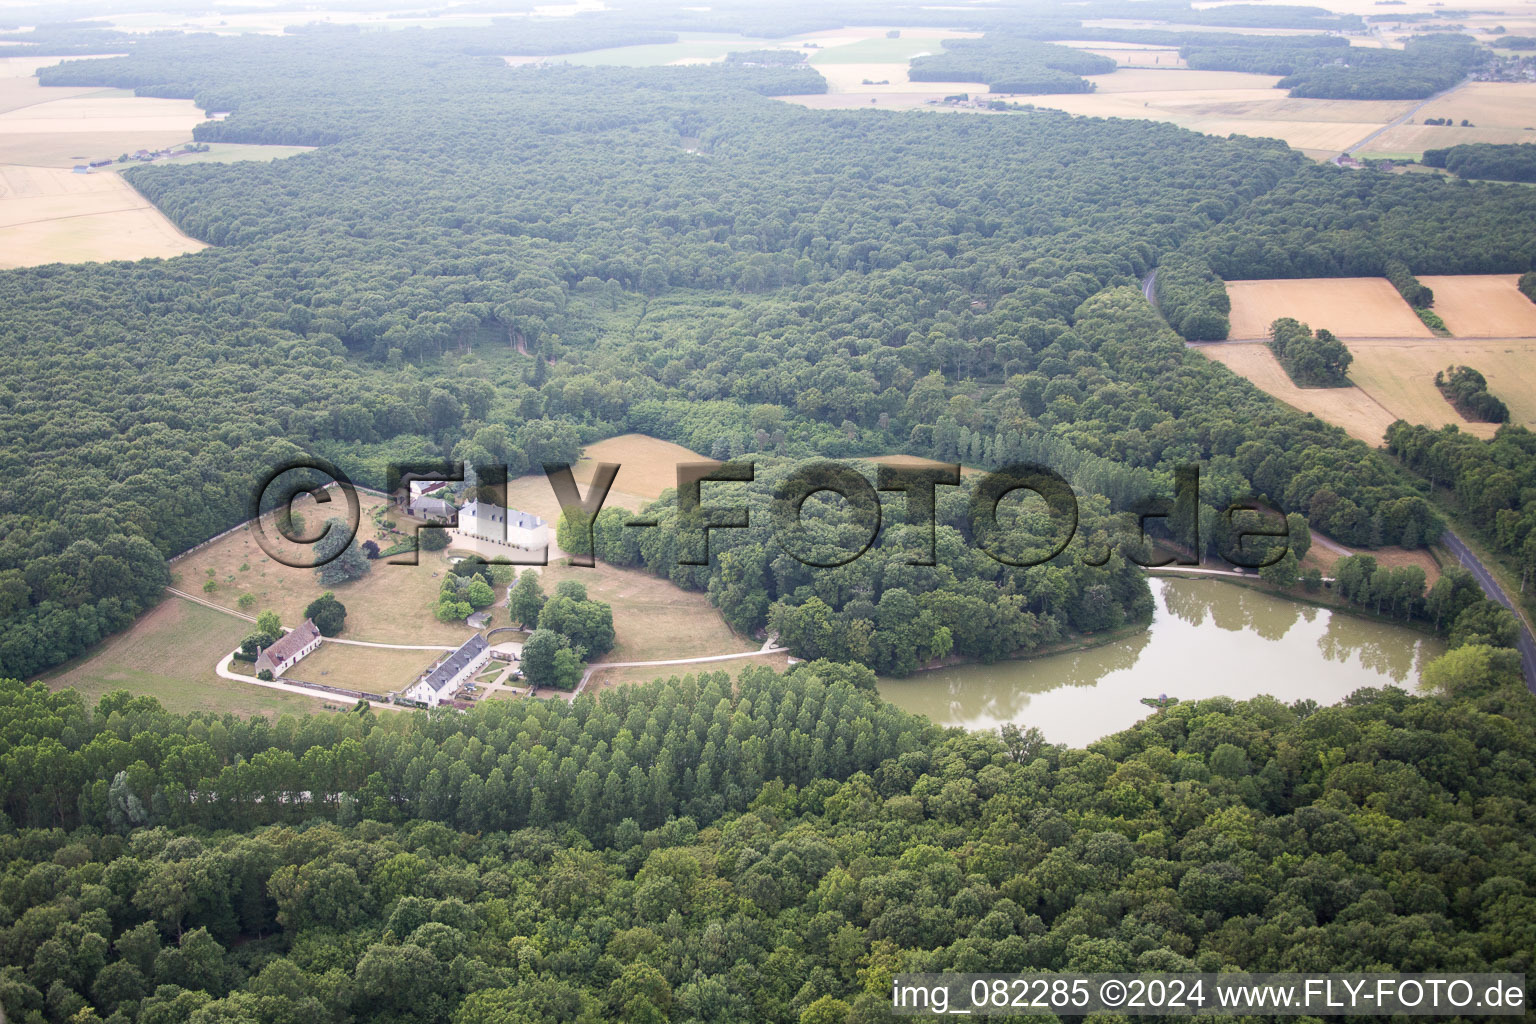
[1268,318,1353,388]
[6,15,1502,675]
[908,36,1115,94]
[1435,366,1509,425]
[1151,253,1230,341]
[2,641,1533,1023]
[1185,33,1482,99]
[1387,422,1536,590]
[1423,142,1536,183]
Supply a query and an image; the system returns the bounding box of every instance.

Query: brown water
[879,577,1445,747]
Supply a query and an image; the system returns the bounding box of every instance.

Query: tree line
[1,635,1533,1022]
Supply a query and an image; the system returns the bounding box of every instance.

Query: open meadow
[573,432,709,501]
[170,493,484,646]
[537,558,751,664]
[1021,68,1410,159]
[1417,274,1536,337]
[288,642,438,696]
[583,651,792,695]
[44,596,326,717]
[1225,277,1433,339]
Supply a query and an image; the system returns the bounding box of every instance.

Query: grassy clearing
[289,642,436,696]
[538,559,748,663]
[43,596,324,717]
[1225,278,1432,340]
[575,433,708,500]
[146,143,315,166]
[170,493,479,646]
[808,36,957,64]
[1347,338,1536,432]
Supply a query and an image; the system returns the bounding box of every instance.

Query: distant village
[71,141,212,174]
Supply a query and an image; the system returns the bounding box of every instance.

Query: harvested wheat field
[1364,83,1536,156]
[1225,278,1432,339]
[1347,338,1536,431]
[778,92,1006,111]
[1024,69,1404,155]
[574,433,710,500]
[0,92,205,167]
[1417,274,1536,337]
[1199,342,1399,444]
[0,163,207,268]
[1058,41,1186,68]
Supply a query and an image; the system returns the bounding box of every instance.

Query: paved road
[213,650,397,710]
[1141,268,1158,309]
[1337,77,1470,158]
[1441,530,1536,692]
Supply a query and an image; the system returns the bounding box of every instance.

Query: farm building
[403,634,489,707]
[452,500,547,551]
[254,619,323,677]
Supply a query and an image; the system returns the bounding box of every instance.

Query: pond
[878,577,1445,747]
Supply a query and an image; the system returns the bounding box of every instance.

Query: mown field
[170,493,481,646]
[536,558,750,664]
[289,641,439,696]
[1347,337,1536,430]
[1021,69,1409,160]
[0,162,207,268]
[44,596,325,717]
[1418,273,1536,337]
[1225,277,1432,339]
[1364,83,1536,157]
[1199,342,1401,445]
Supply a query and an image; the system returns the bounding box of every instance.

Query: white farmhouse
[451,500,548,553]
[403,634,489,707]
[254,619,323,677]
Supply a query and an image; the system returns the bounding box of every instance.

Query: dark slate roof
[410,496,454,518]
[255,619,321,671]
[419,634,489,694]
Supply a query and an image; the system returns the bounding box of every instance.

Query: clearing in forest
[1224,278,1432,340]
[43,595,325,717]
[536,558,751,664]
[575,433,711,500]
[170,493,486,646]
[1416,274,1536,337]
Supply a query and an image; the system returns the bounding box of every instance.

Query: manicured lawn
[43,596,324,717]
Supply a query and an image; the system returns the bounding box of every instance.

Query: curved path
[1440,530,1536,692]
[213,650,396,710]
[576,636,789,694]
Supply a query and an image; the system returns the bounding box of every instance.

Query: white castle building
[451,500,548,552]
